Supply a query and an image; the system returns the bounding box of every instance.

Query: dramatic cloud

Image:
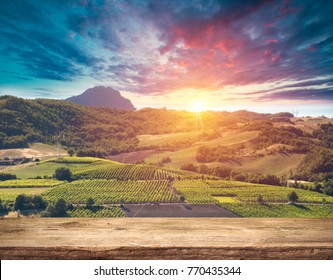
[0,0,332,106]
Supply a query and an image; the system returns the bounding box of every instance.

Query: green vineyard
[0,179,63,188]
[172,179,333,217]
[68,207,124,218]
[0,179,61,201]
[0,188,52,201]
[77,163,186,180]
[173,180,218,203]
[217,202,333,218]
[1,156,332,218]
[173,180,333,204]
[44,179,179,204]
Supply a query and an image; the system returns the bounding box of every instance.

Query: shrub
[32,195,48,209]
[0,173,17,181]
[180,163,198,172]
[14,194,48,211]
[14,194,29,211]
[42,199,68,217]
[0,199,9,213]
[86,197,95,209]
[288,191,299,203]
[54,199,68,217]
[54,167,72,181]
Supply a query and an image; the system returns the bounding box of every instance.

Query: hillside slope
[0,95,139,155]
[143,131,259,167]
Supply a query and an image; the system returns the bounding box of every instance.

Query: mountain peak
[66,86,135,110]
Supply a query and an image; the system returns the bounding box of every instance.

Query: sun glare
[191,100,206,113]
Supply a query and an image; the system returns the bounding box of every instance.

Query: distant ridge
[66,86,135,110]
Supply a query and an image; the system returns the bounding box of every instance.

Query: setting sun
[191,100,206,113]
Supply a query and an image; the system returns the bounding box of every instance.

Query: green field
[174,179,333,204]
[0,179,62,188]
[0,188,53,202]
[1,162,88,179]
[45,156,113,164]
[0,179,62,202]
[77,163,196,180]
[1,156,193,181]
[1,157,112,179]
[44,179,179,204]
[218,203,333,218]
[172,179,333,217]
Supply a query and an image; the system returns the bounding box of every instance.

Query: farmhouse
[0,157,29,166]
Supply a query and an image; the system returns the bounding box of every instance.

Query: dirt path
[0,218,332,259]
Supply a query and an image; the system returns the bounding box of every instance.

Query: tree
[54,167,72,181]
[14,194,48,210]
[53,199,68,217]
[0,173,17,181]
[0,199,8,213]
[323,179,333,196]
[86,197,95,209]
[32,195,48,209]
[199,165,209,174]
[288,191,299,203]
[213,165,231,179]
[14,194,27,211]
[180,163,198,172]
[314,183,322,192]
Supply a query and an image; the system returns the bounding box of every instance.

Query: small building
[0,156,30,166]
[0,160,15,166]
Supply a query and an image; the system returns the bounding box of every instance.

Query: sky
[0,0,333,116]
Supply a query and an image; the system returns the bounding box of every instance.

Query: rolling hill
[143,131,260,167]
[1,95,333,183]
